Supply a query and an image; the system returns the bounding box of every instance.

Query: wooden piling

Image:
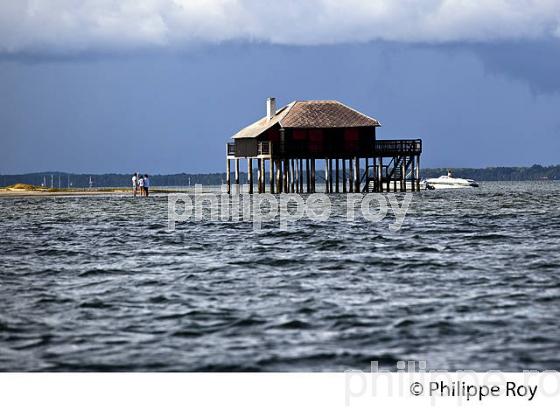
[378,160,383,193]
[290,159,295,193]
[299,159,304,193]
[269,159,275,194]
[328,159,333,193]
[275,159,282,193]
[283,159,289,193]
[234,159,240,193]
[401,160,406,192]
[342,159,347,193]
[306,159,310,193]
[247,158,253,194]
[349,159,354,193]
[311,160,316,193]
[257,159,262,193]
[226,158,231,194]
[415,154,421,191]
[393,158,398,192]
[354,157,360,193]
[335,159,339,193]
[324,159,329,193]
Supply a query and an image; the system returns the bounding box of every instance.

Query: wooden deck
[227,139,421,159]
[225,139,422,194]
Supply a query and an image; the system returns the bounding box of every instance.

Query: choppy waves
[0,182,559,371]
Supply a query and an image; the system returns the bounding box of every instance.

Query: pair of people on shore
[132,173,150,197]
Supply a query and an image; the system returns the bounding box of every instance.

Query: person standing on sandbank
[132,173,138,197]
[138,174,145,196]
[143,174,150,197]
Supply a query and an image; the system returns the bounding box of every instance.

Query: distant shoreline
[0,165,559,189]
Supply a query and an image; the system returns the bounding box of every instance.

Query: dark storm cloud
[470,40,560,94]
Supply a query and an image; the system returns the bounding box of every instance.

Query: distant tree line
[421,165,560,181]
[1,165,559,188]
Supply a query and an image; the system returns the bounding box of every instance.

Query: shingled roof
[233,100,380,139]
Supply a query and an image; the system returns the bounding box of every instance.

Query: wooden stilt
[299,159,304,193]
[324,159,329,193]
[373,157,377,192]
[349,159,354,193]
[311,160,316,193]
[276,159,282,193]
[283,159,289,193]
[379,159,383,193]
[342,159,347,193]
[306,159,310,193]
[354,157,360,193]
[394,158,398,192]
[328,159,333,193]
[335,159,339,193]
[262,159,266,193]
[247,158,253,194]
[401,160,406,192]
[416,154,421,191]
[234,159,240,194]
[290,159,295,193]
[226,158,231,194]
[257,159,262,193]
[293,160,298,193]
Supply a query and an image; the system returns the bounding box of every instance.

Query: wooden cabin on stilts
[226,98,422,194]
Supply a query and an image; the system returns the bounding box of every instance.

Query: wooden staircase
[362,155,413,192]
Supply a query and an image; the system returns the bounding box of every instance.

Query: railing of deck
[227,142,236,156]
[374,139,422,155]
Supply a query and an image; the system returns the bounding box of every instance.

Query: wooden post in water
[257,159,262,193]
[372,157,377,192]
[365,158,369,191]
[293,160,298,193]
[290,159,295,193]
[247,158,253,194]
[401,160,406,192]
[283,159,289,193]
[269,159,275,194]
[306,159,310,193]
[275,159,282,193]
[311,160,316,193]
[408,156,414,192]
[342,159,347,193]
[416,154,421,191]
[324,159,329,193]
[262,159,266,193]
[234,159,240,194]
[226,158,231,194]
[378,159,383,193]
[394,158,398,192]
[354,157,360,193]
[299,159,304,193]
[335,159,339,193]
[328,159,333,193]
[349,159,354,193]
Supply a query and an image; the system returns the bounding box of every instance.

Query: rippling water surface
[1,182,559,371]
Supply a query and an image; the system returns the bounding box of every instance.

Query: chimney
[266,97,276,120]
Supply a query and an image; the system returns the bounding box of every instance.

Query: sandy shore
[0,188,194,198]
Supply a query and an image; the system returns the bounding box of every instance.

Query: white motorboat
[423,170,479,190]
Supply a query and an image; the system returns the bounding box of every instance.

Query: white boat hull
[423,176,479,190]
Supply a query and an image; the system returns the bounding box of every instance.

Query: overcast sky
[1,0,560,173]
